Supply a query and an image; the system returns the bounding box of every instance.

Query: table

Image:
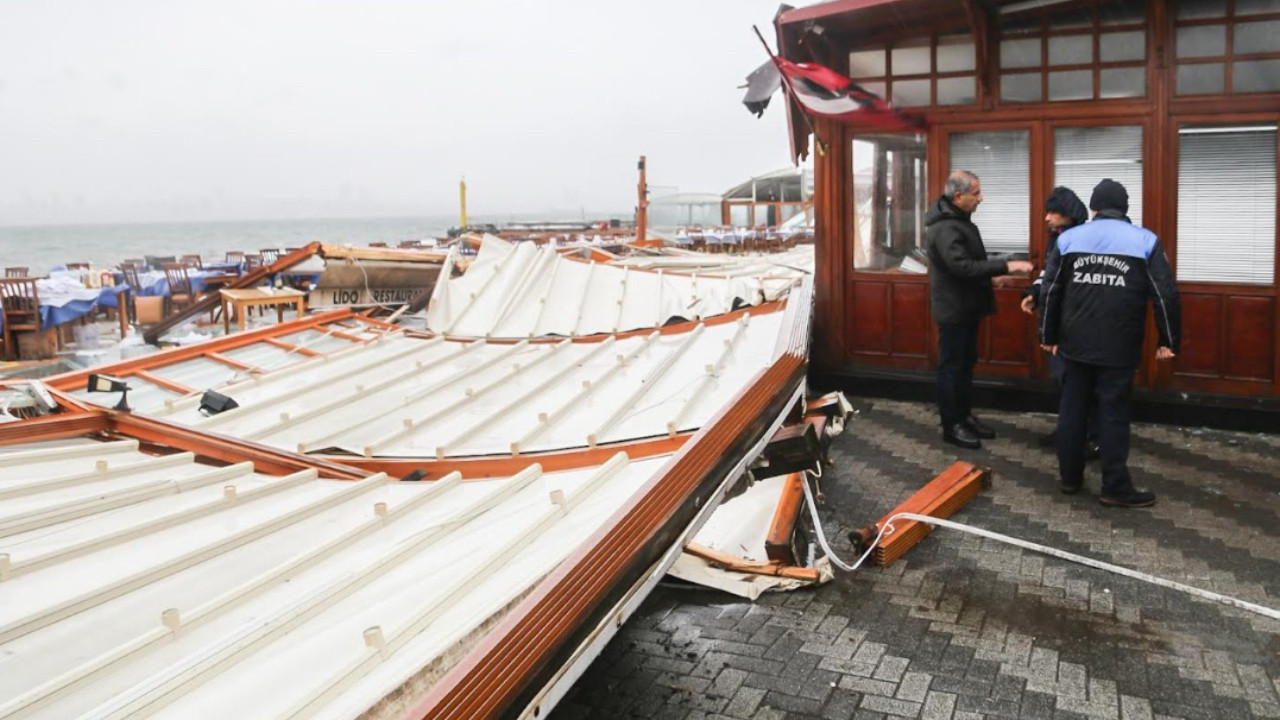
[219,288,307,334]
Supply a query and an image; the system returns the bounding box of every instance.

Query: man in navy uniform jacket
[1039,179,1181,508]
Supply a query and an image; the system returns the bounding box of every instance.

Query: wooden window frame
[1173,1,1280,96]
[996,0,1147,104]
[848,34,980,109]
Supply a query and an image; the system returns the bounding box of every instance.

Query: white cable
[799,472,1280,621]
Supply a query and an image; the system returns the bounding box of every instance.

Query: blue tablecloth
[39,286,129,328]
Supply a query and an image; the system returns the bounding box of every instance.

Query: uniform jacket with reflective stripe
[1039,213,1181,368]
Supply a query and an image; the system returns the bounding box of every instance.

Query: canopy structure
[1,239,817,719]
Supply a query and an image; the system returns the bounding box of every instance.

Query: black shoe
[1099,489,1156,508]
[943,423,982,449]
[1084,441,1101,461]
[1060,480,1083,495]
[1038,430,1057,447]
[963,415,996,439]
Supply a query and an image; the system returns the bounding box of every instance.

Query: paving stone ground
[552,399,1280,720]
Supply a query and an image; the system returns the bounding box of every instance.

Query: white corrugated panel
[1176,126,1277,285]
[1054,125,1145,227]
[949,130,1031,254]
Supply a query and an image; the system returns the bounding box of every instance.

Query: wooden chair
[0,277,46,360]
[4,267,28,277]
[162,262,198,315]
[244,253,264,270]
[65,262,90,271]
[225,250,245,263]
[260,248,281,265]
[180,254,204,269]
[368,241,388,248]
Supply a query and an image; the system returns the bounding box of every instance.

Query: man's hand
[1020,295,1035,315]
[993,275,1015,287]
[1006,260,1034,274]
[1156,346,1176,360]
[1040,344,1058,355]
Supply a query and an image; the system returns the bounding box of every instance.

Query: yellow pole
[459,177,468,228]
[636,156,647,243]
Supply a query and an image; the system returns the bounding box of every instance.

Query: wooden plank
[684,542,819,582]
[764,473,806,564]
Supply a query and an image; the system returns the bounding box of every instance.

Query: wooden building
[773,0,1280,423]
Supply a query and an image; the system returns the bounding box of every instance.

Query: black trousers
[936,322,979,428]
[1057,357,1135,494]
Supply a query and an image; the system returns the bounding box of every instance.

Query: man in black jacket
[926,170,1033,449]
[1040,179,1180,507]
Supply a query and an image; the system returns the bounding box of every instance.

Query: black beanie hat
[1089,178,1129,214]
[1045,186,1088,227]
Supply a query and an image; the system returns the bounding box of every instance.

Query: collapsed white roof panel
[0,445,665,720]
[146,311,782,458]
[427,235,799,338]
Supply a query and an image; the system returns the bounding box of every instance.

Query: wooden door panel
[851,281,891,354]
[890,283,929,357]
[1173,294,1222,378]
[1224,296,1274,381]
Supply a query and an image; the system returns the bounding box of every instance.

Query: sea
[0,213,626,274]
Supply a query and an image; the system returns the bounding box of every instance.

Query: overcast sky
[0,0,800,225]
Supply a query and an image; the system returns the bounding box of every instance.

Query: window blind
[1054,126,1144,227]
[1177,126,1277,285]
[949,131,1030,254]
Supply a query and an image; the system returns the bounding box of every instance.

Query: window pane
[1175,0,1226,18]
[1235,20,1280,55]
[859,80,887,99]
[1054,126,1144,228]
[949,131,1031,254]
[1001,38,1041,68]
[936,35,976,72]
[892,79,931,106]
[1100,31,1145,62]
[1047,5,1093,29]
[851,134,929,271]
[1049,34,1093,65]
[1049,70,1094,101]
[1100,0,1145,25]
[1176,25,1226,58]
[1100,67,1147,98]
[1001,72,1042,102]
[1001,13,1041,32]
[937,76,976,105]
[1233,60,1280,93]
[1177,63,1225,94]
[849,49,887,77]
[1236,0,1280,14]
[729,204,752,227]
[892,42,931,75]
[1177,127,1277,284]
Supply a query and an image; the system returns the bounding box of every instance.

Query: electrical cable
[799,470,1280,621]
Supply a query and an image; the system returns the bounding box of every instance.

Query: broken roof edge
[777,0,902,25]
[0,399,371,480]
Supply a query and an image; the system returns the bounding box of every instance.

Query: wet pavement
[552,399,1280,720]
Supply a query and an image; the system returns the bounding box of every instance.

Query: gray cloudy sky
[0,0,798,225]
